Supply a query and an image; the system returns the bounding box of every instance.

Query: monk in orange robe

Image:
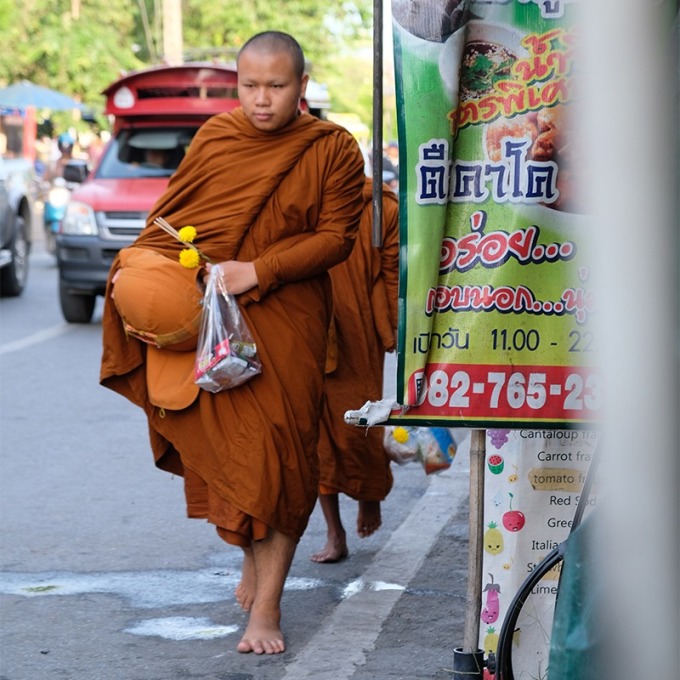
[311,178,400,563]
[100,32,365,655]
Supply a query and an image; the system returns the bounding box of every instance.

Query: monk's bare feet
[237,610,285,655]
[235,548,256,612]
[357,500,382,538]
[310,536,348,563]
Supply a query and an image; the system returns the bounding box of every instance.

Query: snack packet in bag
[416,427,456,475]
[194,267,261,392]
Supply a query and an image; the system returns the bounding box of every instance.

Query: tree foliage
[0,0,144,104]
[0,0,375,129]
[178,0,371,76]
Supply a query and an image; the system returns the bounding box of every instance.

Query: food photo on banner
[390,0,596,429]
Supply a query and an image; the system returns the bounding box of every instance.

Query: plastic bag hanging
[194,266,262,392]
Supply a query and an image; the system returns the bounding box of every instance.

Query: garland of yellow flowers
[153,217,214,268]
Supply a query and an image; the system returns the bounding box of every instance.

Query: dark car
[0,156,34,297]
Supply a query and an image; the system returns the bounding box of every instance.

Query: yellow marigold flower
[179,248,201,269]
[392,426,409,444]
[178,225,197,243]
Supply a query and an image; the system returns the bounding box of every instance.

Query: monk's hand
[110,268,121,299]
[205,261,258,295]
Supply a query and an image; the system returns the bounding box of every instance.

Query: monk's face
[238,49,309,132]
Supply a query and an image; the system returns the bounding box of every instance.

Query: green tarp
[548,514,601,679]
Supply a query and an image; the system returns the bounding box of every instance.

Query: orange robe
[317,179,400,501]
[100,109,365,545]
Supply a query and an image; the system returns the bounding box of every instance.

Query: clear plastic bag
[383,426,457,474]
[194,267,262,392]
[383,425,419,465]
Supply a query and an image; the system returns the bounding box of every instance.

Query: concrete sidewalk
[287,431,473,680]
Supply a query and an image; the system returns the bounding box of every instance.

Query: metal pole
[452,428,486,679]
[372,0,384,248]
[464,429,486,653]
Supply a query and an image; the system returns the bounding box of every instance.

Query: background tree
[0,0,377,133]
[178,0,374,124]
[0,0,144,104]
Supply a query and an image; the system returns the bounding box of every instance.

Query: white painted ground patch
[125,616,239,641]
[0,569,325,608]
[340,578,405,600]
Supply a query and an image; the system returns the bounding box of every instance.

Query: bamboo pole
[463,428,486,653]
[372,0,384,248]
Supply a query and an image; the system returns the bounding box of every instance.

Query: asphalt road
[0,237,472,680]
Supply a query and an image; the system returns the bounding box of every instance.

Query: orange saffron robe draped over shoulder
[100,109,366,545]
[317,179,400,501]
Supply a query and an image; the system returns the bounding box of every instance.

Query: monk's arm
[253,134,365,295]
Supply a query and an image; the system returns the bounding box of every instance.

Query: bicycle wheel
[493,544,564,680]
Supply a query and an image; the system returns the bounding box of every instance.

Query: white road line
[0,324,72,355]
[282,442,470,680]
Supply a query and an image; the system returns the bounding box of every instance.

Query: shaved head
[238,31,306,80]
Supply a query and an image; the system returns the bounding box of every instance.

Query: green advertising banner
[392,0,598,428]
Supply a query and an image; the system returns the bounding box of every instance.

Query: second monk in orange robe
[311,178,400,563]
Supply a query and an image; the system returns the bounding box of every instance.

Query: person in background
[385,140,399,175]
[33,135,53,178]
[100,31,365,655]
[141,148,171,168]
[382,169,399,194]
[86,131,105,167]
[311,176,400,563]
[46,132,75,180]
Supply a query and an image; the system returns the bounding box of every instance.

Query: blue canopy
[0,81,86,111]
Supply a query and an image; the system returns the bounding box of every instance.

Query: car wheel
[59,281,96,323]
[0,214,29,297]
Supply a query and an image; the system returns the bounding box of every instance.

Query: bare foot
[235,548,256,612]
[310,537,349,563]
[237,611,285,655]
[357,500,382,538]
